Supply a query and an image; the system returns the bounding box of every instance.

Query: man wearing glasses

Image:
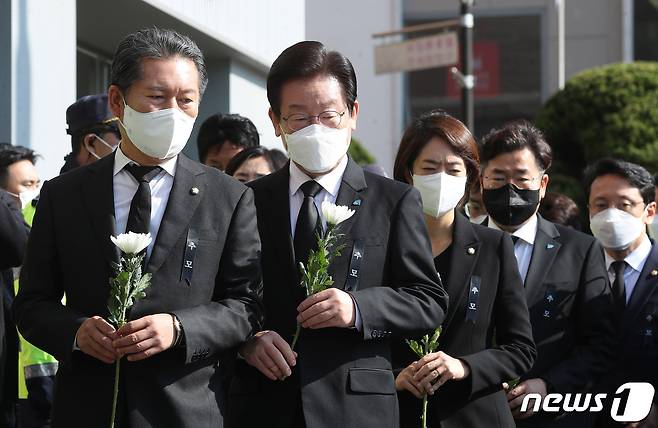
[479,121,616,427]
[227,41,448,428]
[584,159,658,427]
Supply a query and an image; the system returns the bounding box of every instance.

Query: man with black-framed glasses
[584,158,658,427]
[227,41,448,428]
[479,120,616,427]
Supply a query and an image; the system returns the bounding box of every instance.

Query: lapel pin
[467,247,476,255]
[546,243,555,249]
[352,199,361,206]
[651,270,658,277]
[190,187,199,195]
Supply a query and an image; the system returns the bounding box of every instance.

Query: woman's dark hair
[110,27,208,96]
[393,110,480,191]
[480,120,553,171]
[267,149,289,171]
[539,192,582,231]
[267,41,357,117]
[225,147,277,177]
[583,158,655,205]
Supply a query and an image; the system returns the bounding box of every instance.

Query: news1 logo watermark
[521,382,655,422]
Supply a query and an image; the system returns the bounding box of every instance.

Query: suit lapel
[624,242,658,330]
[442,213,480,328]
[333,158,367,238]
[81,153,120,268]
[146,155,205,274]
[525,216,562,304]
[263,166,296,277]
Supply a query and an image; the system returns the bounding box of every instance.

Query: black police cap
[66,94,118,136]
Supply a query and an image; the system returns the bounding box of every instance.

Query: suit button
[371,330,378,339]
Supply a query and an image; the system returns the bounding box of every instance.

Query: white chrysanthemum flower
[321,201,355,226]
[110,232,152,255]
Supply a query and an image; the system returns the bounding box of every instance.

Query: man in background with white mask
[228,41,448,428]
[0,144,40,212]
[60,94,121,174]
[479,121,616,427]
[584,158,658,427]
[13,28,263,427]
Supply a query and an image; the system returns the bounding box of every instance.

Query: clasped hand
[75,313,176,364]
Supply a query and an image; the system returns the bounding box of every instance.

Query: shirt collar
[113,144,177,178]
[604,233,652,273]
[289,155,348,197]
[488,214,539,245]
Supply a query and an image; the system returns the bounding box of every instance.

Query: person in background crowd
[392,110,536,427]
[538,192,582,231]
[225,147,279,183]
[61,94,121,174]
[267,148,289,171]
[0,187,30,428]
[197,113,260,170]
[479,120,616,427]
[0,144,56,428]
[13,27,263,427]
[0,144,40,211]
[584,159,658,428]
[464,185,487,224]
[228,40,448,428]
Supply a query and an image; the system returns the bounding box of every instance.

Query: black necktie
[294,180,323,270]
[124,164,163,235]
[511,236,520,245]
[611,260,627,309]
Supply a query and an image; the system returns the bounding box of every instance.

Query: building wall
[0,0,304,180]
[306,0,404,175]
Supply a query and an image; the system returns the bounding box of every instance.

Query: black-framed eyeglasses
[281,110,346,133]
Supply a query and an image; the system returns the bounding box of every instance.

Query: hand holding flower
[112,313,177,362]
[412,351,471,394]
[296,288,356,329]
[75,316,120,364]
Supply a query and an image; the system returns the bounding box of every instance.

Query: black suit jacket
[227,159,448,428]
[395,212,536,428]
[597,240,658,427]
[514,215,616,427]
[0,190,29,407]
[12,153,263,428]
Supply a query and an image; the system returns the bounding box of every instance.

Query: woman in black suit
[392,110,536,427]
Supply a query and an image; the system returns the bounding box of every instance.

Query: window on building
[405,13,542,138]
[634,0,658,60]
[77,45,112,98]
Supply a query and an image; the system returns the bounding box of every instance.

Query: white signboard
[374,32,459,74]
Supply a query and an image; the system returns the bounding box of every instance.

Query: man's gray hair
[110,27,208,97]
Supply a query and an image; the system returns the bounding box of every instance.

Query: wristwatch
[171,314,184,348]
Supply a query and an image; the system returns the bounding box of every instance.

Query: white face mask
[413,172,467,218]
[8,187,40,210]
[590,207,646,251]
[86,134,116,160]
[119,100,196,160]
[283,124,350,174]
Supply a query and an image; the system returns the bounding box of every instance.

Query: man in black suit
[12,28,262,428]
[227,41,448,428]
[584,159,658,427]
[479,121,616,427]
[0,189,30,428]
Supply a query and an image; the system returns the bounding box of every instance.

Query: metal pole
[460,0,475,132]
[555,0,565,89]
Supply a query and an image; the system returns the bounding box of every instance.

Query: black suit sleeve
[172,187,263,364]
[0,190,29,269]
[351,187,448,339]
[13,182,88,363]
[542,239,616,393]
[460,233,536,397]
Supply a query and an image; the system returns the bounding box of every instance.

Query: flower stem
[110,357,120,428]
[291,322,301,351]
[421,394,428,428]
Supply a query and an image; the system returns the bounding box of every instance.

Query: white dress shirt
[288,156,362,330]
[488,214,538,284]
[604,234,652,304]
[113,146,177,259]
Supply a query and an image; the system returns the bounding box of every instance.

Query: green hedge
[348,137,376,165]
[536,62,658,180]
